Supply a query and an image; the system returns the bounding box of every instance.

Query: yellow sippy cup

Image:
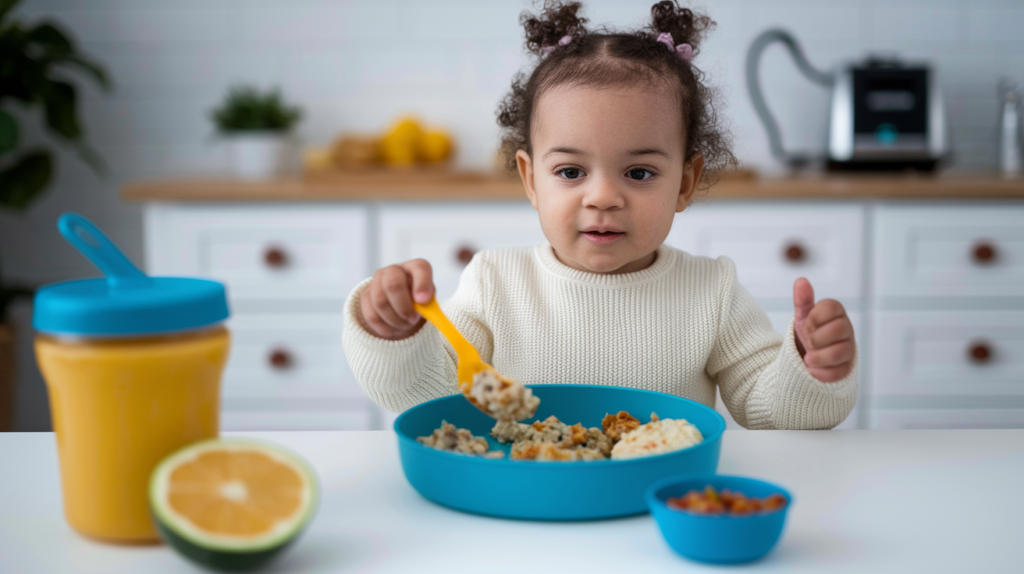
[33,213,231,543]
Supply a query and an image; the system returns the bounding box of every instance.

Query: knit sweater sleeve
[340,257,494,413]
[705,257,858,430]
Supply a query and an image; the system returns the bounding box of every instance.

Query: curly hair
[497,1,736,190]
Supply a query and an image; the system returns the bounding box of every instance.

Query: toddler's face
[517,84,702,274]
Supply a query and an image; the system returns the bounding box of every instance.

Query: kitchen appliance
[746,29,948,171]
[998,78,1022,177]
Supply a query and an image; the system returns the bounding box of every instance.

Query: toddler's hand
[359,259,435,340]
[792,277,855,383]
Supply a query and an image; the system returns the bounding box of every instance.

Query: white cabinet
[377,202,545,302]
[141,198,1024,431]
[870,311,1024,397]
[873,204,1024,298]
[868,203,1024,429]
[145,203,369,300]
[667,203,865,308]
[144,203,373,431]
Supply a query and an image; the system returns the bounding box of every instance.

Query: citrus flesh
[167,449,305,537]
[150,439,317,570]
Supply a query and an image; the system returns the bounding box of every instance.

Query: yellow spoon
[413,297,539,421]
[413,297,487,395]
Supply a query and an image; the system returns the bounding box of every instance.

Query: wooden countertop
[121,170,1024,202]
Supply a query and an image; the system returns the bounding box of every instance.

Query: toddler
[343,1,857,430]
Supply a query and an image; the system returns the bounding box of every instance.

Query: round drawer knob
[783,242,806,264]
[967,340,992,364]
[455,245,477,266]
[264,246,288,268]
[972,241,997,265]
[268,348,293,370]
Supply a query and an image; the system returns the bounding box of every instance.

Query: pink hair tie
[541,34,573,55]
[656,32,692,61]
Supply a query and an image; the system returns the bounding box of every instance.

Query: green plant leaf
[211,85,302,132]
[41,80,81,140]
[75,141,106,175]
[26,22,73,55]
[0,149,53,210]
[53,54,112,91]
[0,109,17,155]
[0,0,19,26]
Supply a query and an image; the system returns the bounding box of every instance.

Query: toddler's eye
[557,167,584,180]
[626,168,654,181]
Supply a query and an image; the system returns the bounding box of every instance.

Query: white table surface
[1,429,1022,573]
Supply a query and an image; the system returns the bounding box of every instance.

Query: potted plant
[211,85,302,181]
[0,0,110,430]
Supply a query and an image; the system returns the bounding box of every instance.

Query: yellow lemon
[380,117,423,166]
[419,129,454,163]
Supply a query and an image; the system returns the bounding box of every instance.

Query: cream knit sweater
[342,244,857,430]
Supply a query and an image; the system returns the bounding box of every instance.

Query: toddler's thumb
[793,277,815,323]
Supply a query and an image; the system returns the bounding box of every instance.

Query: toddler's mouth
[581,230,625,244]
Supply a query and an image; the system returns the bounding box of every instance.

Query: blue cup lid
[32,213,230,337]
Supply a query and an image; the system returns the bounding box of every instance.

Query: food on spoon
[417,421,505,459]
[601,411,642,443]
[666,486,788,516]
[465,369,540,422]
[148,438,318,572]
[494,415,613,460]
[610,415,703,460]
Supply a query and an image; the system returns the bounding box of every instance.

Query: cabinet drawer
[870,409,1024,430]
[222,313,363,399]
[870,311,1024,396]
[145,204,369,299]
[873,204,1024,297]
[667,203,864,304]
[378,202,545,301]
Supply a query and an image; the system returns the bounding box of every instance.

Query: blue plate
[394,384,725,520]
[646,474,793,563]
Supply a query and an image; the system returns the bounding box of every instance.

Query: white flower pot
[226,132,289,181]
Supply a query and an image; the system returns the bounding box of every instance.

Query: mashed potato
[610,417,703,460]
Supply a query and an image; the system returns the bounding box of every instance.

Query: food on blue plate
[467,369,540,422]
[610,415,704,460]
[417,421,505,459]
[417,407,703,462]
[493,415,612,460]
[667,486,788,515]
[510,440,607,461]
[601,410,642,442]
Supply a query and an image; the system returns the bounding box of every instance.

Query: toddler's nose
[582,175,625,210]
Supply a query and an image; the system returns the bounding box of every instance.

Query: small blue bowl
[646,474,792,564]
[395,384,725,520]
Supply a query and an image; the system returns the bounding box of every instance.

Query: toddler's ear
[517,149,539,209]
[676,153,704,212]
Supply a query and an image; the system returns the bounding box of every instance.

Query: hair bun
[521,1,588,56]
[650,0,713,57]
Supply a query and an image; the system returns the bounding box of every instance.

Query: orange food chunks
[167,450,305,537]
[666,485,787,516]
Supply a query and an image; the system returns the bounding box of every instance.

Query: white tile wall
[4,0,1023,429]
